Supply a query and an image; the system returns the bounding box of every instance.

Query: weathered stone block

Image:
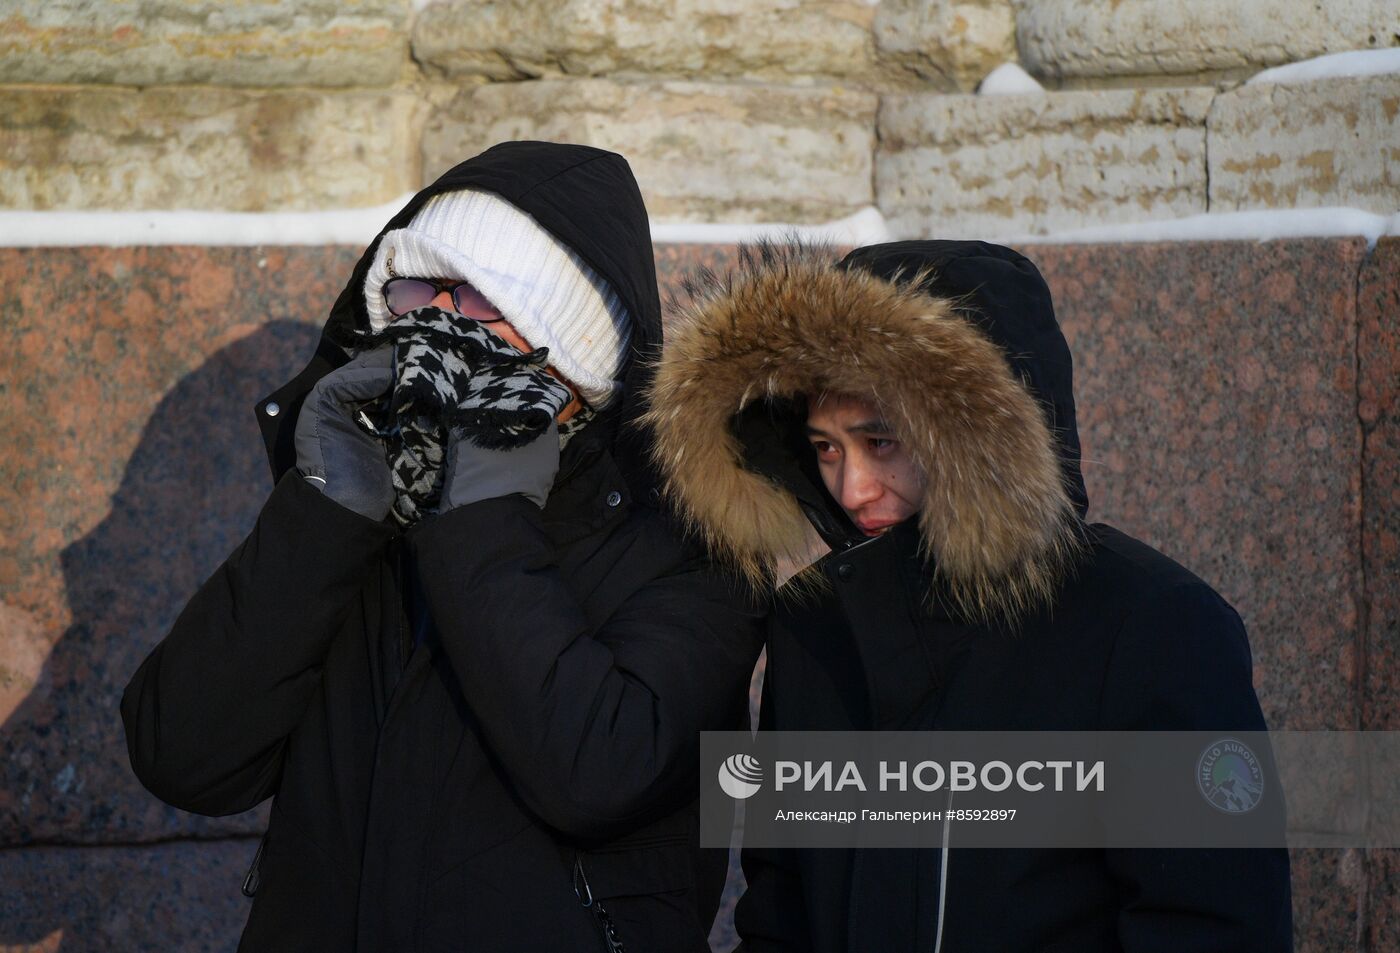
[1016,0,1400,83]
[413,0,878,83]
[877,88,1214,238]
[424,79,877,223]
[0,0,407,87]
[874,0,1018,91]
[1208,75,1400,215]
[414,0,1018,91]
[0,87,426,211]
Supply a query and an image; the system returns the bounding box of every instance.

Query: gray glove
[294,345,395,521]
[438,420,561,511]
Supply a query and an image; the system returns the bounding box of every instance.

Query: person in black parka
[645,241,1293,952]
[121,141,765,953]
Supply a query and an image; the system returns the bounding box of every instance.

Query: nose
[836,455,883,513]
[430,289,455,311]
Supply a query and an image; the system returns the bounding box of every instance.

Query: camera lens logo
[718,754,764,799]
[1197,738,1264,814]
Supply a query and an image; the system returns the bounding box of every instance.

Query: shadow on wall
[0,321,322,952]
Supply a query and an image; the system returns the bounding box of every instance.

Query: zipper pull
[573,853,627,953]
[241,831,268,898]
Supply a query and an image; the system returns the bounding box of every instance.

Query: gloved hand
[438,420,561,511]
[294,345,395,521]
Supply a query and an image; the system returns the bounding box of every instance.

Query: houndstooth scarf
[354,306,589,526]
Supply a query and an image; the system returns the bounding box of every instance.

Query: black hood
[258,141,663,496]
[645,239,1087,624]
[839,240,1089,517]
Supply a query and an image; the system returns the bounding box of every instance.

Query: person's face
[805,393,926,538]
[420,284,584,423]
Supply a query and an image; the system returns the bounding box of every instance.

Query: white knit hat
[363,189,631,409]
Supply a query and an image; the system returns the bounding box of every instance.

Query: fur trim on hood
[644,241,1085,624]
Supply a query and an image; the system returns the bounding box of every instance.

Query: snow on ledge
[651,207,892,245]
[999,208,1398,249]
[0,201,891,249]
[0,195,416,248]
[1248,48,1400,86]
[0,203,1394,250]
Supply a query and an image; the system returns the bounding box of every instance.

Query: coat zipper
[573,852,627,953]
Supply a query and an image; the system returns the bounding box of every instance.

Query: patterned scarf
[354,306,585,526]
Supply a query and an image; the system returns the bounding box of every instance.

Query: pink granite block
[0,240,1390,953]
[1369,849,1400,952]
[1027,241,1369,732]
[0,839,258,951]
[1290,848,1366,953]
[1359,237,1400,734]
[0,247,359,845]
[654,243,741,309]
[1358,237,1400,952]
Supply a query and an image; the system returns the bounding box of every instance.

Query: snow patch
[0,195,416,248]
[1247,48,1400,86]
[979,63,1045,96]
[1000,208,1396,249]
[651,207,893,245]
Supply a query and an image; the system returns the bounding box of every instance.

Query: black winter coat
[121,142,766,952]
[645,241,1293,952]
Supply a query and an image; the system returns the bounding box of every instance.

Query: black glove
[293,345,395,521]
[439,420,561,511]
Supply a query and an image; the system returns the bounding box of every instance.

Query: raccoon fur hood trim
[643,240,1088,624]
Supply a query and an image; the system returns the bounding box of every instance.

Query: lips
[856,520,898,536]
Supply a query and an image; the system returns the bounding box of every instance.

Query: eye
[867,437,896,454]
[810,439,837,458]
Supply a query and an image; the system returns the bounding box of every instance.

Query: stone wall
[0,0,1395,232]
[2,239,1398,952]
[1,2,1399,951]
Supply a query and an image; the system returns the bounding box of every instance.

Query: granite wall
[0,238,1396,951]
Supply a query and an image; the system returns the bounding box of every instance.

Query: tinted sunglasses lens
[383,278,437,316]
[453,282,501,322]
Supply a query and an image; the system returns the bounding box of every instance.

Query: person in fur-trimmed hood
[645,240,1292,952]
[121,142,765,952]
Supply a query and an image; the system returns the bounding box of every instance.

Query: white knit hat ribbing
[363,189,630,409]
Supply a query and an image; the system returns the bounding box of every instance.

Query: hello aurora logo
[719,754,764,799]
[1197,738,1264,814]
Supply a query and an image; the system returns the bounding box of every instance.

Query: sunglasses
[382,276,503,322]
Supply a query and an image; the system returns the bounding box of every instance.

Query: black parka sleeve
[408,494,766,840]
[1098,582,1293,953]
[121,472,395,816]
[734,653,814,953]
